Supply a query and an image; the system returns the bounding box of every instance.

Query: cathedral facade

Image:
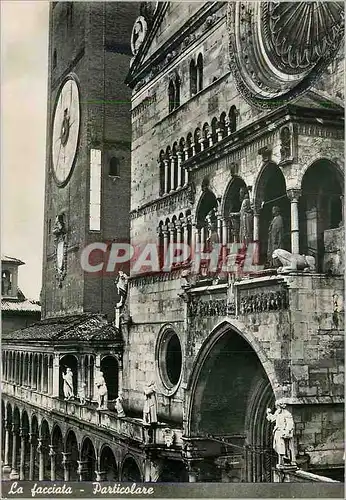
[2,1,345,484]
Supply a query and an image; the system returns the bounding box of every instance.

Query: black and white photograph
[1,1,345,497]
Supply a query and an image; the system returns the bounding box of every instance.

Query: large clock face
[51,75,80,186]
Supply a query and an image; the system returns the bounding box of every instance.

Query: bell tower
[42,2,138,320]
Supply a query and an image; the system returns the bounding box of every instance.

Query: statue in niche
[239,188,253,247]
[62,367,74,401]
[115,392,125,417]
[272,249,316,274]
[115,271,129,309]
[95,371,108,410]
[266,400,296,467]
[143,381,157,425]
[78,382,87,405]
[267,206,284,267]
[206,209,219,251]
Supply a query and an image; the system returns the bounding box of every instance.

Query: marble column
[176,220,182,246]
[10,424,19,480]
[168,222,175,265]
[177,151,182,188]
[208,133,213,147]
[19,429,27,480]
[62,452,71,481]
[49,445,56,481]
[163,226,169,265]
[287,189,301,254]
[3,421,11,473]
[28,434,36,481]
[216,127,223,142]
[37,438,44,481]
[253,212,260,265]
[77,460,89,482]
[53,353,60,397]
[164,159,169,194]
[170,155,175,192]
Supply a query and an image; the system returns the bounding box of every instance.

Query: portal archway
[188,322,276,482]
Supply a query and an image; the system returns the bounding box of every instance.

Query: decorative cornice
[182,102,344,174]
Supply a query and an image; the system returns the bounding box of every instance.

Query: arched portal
[121,456,142,482]
[188,325,275,482]
[65,430,79,481]
[81,437,96,481]
[299,159,343,272]
[254,163,290,265]
[100,445,118,481]
[59,354,78,400]
[101,355,119,402]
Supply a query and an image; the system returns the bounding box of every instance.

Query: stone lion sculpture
[272,249,315,274]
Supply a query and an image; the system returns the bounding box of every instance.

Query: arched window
[219,112,226,139]
[186,133,193,158]
[194,128,201,154]
[168,81,175,113]
[109,157,120,177]
[197,54,203,92]
[190,60,197,96]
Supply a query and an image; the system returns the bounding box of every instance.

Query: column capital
[286,188,301,202]
[19,428,28,439]
[11,423,18,434]
[49,445,56,457]
[95,470,106,482]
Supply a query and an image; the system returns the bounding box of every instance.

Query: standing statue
[206,219,220,251]
[95,371,108,410]
[143,381,158,425]
[62,367,74,401]
[115,271,129,309]
[239,189,253,247]
[78,382,87,405]
[266,400,296,467]
[115,392,125,417]
[272,249,316,274]
[267,206,284,267]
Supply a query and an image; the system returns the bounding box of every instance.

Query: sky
[1,1,49,300]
